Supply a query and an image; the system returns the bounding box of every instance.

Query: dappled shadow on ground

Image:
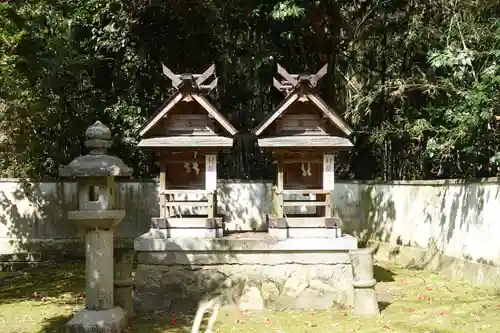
[3,261,500,332]
[37,315,72,333]
[374,264,396,282]
[0,262,196,333]
[130,312,197,333]
[0,262,85,305]
[378,301,391,312]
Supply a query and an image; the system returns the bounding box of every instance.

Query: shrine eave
[138,136,234,148]
[257,135,353,149]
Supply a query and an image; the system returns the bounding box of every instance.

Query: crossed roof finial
[161,64,218,94]
[273,63,328,95]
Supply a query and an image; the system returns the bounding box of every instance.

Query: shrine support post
[205,154,217,218]
[272,156,284,218]
[323,153,334,218]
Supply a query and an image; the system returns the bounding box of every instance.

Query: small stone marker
[114,248,135,318]
[349,248,380,316]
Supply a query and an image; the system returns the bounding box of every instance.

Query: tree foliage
[0,0,499,180]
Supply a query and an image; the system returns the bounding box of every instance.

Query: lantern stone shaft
[59,121,132,333]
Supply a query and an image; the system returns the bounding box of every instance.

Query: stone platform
[134,231,358,312]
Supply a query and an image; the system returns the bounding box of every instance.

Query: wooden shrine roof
[252,63,354,149]
[138,64,236,148]
[258,135,353,149]
[138,136,233,148]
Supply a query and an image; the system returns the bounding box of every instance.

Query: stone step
[0,252,43,262]
[0,261,38,272]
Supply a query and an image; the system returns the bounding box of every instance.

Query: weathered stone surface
[161,228,224,239]
[114,249,134,282]
[134,234,358,252]
[134,260,354,311]
[137,251,350,266]
[281,276,308,299]
[134,235,357,312]
[115,286,134,318]
[350,248,376,282]
[134,264,163,289]
[69,211,126,230]
[239,286,264,310]
[60,120,131,333]
[296,289,335,309]
[114,249,135,318]
[352,288,379,315]
[65,308,127,333]
[86,230,114,311]
[349,249,380,316]
[135,265,229,303]
[268,228,341,239]
[59,121,132,177]
[133,289,172,314]
[259,265,292,282]
[261,281,280,303]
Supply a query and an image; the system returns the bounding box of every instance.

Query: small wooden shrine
[138,64,237,238]
[253,63,354,238]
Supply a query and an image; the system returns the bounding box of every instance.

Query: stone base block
[151,217,223,229]
[163,228,223,238]
[133,235,359,311]
[352,288,380,316]
[133,289,172,314]
[267,216,343,239]
[115,285,135,318]
[65,308,127,333]
[134,263,354,311]
[149,217,224,238]
[143,227,223,239]
[0,261,38,272]
[268,227,342,239]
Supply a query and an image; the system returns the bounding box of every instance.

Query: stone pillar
[349,248,380,316]
[114,249,135,318]
[86,230,114,310]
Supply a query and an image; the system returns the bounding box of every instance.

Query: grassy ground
[0,262,499,333]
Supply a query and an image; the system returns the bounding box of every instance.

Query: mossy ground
[0,262,499,333]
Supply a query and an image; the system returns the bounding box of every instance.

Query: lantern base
[65,307,127,333]
[68,210,126,230]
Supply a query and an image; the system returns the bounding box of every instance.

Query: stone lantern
[59,121,133,333]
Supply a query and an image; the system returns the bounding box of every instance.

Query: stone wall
[339,179,500,267]
[133,236,357,312]
[1,178,500,268]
